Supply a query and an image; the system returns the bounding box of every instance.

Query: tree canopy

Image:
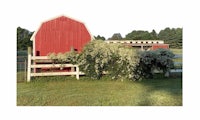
[125,30,158,40]
[17,27,33,50]
[94,35,106,40]
[158,28,182,48]
[108,33,123,40]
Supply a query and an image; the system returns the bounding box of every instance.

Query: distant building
[105,40,169,50]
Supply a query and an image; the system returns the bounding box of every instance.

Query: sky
[12,0,185,39]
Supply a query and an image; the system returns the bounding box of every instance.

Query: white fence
[27,47,83,82]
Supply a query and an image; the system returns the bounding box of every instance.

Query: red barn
[30,15,92,56]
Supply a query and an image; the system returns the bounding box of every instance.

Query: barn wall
[35,16,91,56]
[152,44,169,50]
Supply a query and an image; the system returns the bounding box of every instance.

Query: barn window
[157,41,159,44]
[146,42,148,44]
[152,42,154,44]
[135,42,137,44]
[141,42,143,44]
[36,51,40,56]
[130,42,132,44]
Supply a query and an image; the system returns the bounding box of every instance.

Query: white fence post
[27,47,31,82]
[76,65,79,80]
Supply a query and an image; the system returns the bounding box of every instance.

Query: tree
[94,35,106,40]
[175,28,182,48]
[150,29,158,40]
[17,27,34,50]
[108,33,123,40]
[133,49,174,80]
[125,30,153,40]
[158,27,182,48]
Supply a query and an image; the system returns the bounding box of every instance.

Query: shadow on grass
[17,73,182,106]
[134,74,182,106]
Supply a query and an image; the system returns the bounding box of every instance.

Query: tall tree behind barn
[30,16,92,56]
[17,27,33,50]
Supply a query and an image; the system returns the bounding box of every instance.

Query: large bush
[133,49,175,80]
[77,40,137,80]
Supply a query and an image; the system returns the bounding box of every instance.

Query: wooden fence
[27,47,84,82]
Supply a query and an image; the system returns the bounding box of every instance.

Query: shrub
[47,50,78,64]
[133,49,175,80]
[77,40,137,80]
[77,40,114,79]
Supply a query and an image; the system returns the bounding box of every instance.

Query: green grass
[173,58,182,63]
[170,48,182,65]
[17,71,26,83]
[17,76,182,106]
[170,48,182,54]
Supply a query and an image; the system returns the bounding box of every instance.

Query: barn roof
[30,15,94,41]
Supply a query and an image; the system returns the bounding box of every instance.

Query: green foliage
[125,30,157,40]
[107,44,137,80]
[78,40,137,80]
[108,33,123,40]
[47,50,78,64]
[94,35,106,40]
[134,49,175,80]
[17,27,33,50]
[158,27,182,48]
[150,29,158,39]
[77,40,110,79]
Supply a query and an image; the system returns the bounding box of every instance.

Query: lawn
[17,76,182,106]
[170,48,182,55]
[170,48,182,67]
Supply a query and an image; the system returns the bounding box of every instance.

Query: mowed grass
[17,76,182,106]
[170,48,182,64]
[17,71,26,83]
[170,48,182,55]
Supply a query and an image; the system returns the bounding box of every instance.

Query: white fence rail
[27,47,83,82]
